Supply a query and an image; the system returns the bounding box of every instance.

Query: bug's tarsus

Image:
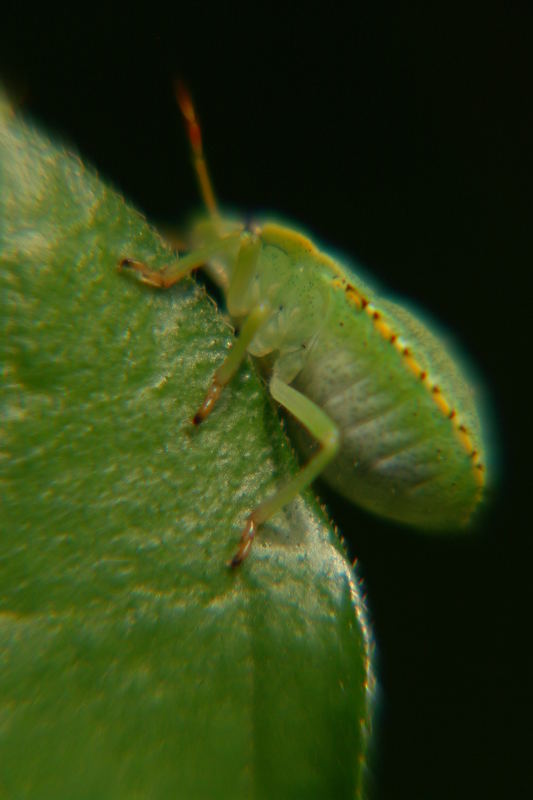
[118,258,171,288]
[118,257,149,275]
[175,79,220,222]
[191,379,222,425]
[228,515,257,568]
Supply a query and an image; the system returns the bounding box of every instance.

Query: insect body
[120,85,486,566]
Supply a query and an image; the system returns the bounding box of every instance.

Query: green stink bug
[120,84,486,567]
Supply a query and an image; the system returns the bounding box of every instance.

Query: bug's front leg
[118,234,242,288]
[230,376,340,567]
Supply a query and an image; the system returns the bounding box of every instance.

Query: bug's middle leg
[192,233,265,424]
[192,301,270,424]
[230,376,340,567]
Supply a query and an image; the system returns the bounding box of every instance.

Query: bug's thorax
[191,217,333,376]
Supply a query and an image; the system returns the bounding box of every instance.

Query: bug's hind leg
[230,376,340,567]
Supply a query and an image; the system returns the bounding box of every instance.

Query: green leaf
[0,93,373,800]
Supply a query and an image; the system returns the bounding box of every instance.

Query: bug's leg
[226,233,261,317]
[192,301,270,424]
[118,234,242,289]
[230,376,340,567]
[192,234,264,423]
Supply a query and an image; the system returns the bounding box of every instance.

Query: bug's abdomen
[290,309,484,530]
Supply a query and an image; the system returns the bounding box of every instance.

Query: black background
[2,4,530,799]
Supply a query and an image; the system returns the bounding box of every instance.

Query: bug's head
[183,213,245,295]
[187,214,245,249]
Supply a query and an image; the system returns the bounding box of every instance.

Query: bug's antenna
[175,80,220,222]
